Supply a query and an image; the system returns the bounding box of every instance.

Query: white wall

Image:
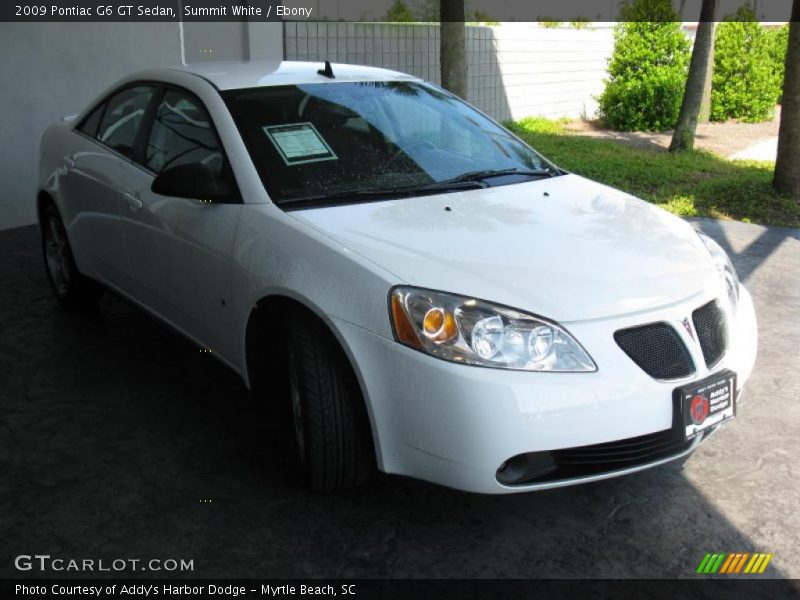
[0,22,282,231]
[1,20,612,231]
[491,23,614,121]
[284,22,615,122]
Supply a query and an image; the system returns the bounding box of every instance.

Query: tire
[287,316,374,491]
[41,203,103,309]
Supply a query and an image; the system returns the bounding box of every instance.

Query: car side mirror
[151,163,232,202]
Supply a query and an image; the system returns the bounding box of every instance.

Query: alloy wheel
[44,217,72,297]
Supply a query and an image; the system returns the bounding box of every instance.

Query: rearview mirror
[151,163,232,202]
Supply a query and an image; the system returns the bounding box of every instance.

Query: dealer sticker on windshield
[263,122,338,166]
[675,369,737,439]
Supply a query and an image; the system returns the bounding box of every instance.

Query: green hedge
[711,7,786,122]
[597,0,690,132]
[770,24,790,103]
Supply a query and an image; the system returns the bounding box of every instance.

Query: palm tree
[670,0,718,152]
[440,0,467,99]
[774,2,800,197]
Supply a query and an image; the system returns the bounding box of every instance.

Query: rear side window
[97,85,156,157]
[145,90,225,177]
[77,103,104,138]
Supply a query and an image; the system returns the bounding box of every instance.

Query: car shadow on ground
[0,225,795,580]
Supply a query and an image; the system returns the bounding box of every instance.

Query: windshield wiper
[444,167,558,183]
[280,168,560,208]
[281,180,486,207]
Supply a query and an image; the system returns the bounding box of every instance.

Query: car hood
[289,174,716,322]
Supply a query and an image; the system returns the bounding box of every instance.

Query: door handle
[63,155,75,169]
[123,192,143,211]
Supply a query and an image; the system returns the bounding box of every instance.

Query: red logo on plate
[690,394,710,424]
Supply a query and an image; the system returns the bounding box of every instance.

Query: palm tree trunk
[774,4,800,197]
[698,32,715,123]
[440,0,467,99]
[670,0,717,152]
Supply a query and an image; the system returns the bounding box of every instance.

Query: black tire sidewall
[287,317,373,491]
[41,203,101,308]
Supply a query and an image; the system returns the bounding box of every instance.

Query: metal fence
[283,21,615,122]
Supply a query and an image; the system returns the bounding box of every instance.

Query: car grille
[496,428,705,486]
[614,323,694,379]
[693,300,728,368]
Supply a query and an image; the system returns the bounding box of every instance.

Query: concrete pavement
[1,218,799,579]
[730,138,779,162]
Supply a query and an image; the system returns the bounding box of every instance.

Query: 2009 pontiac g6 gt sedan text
[38,61,758,493]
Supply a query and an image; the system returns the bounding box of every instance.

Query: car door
[62,85,158,289]
[119,86,242,359]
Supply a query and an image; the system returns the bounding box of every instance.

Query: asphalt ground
[1,218,799,580]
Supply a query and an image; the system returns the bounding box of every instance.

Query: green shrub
[537,18,563,28]
[471,10,499,25]
[769,24,790,102]
[597,0,690,132]
[383,0,415,22]
[711,6,781,122]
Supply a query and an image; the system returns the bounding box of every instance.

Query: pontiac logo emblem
[681,317,695,340]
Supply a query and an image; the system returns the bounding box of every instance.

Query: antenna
[317,60,335,79]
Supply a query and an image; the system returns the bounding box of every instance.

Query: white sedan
[38,61,757,493]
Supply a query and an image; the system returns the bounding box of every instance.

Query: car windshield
[223,81,557,206]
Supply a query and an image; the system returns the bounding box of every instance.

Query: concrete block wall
[285,22,442,84]
[284,22,615,122]
[492,23,615,120]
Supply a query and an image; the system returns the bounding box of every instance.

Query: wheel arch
[36,190,56,225]
[243,293,384,469]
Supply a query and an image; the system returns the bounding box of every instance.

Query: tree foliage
[383,0,415,22]
[597,0,690,131]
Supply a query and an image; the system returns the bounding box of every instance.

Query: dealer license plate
[674,369,737,439]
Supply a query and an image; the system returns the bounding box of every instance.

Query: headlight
[389,287,596,372]
[697,231,739,312]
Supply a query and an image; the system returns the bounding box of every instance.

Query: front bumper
[336,287,758,494]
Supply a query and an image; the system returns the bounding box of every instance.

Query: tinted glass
[145,90,224,177]
[224,81,552,205]
[97,86,155,157]
[77,103,104,138]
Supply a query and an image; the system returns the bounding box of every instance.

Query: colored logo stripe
[697,553,726,573]
[733,553,750,573]
[697,552,773,574]
[719,553,736,573]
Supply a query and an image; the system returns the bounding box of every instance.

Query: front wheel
[287,317,374,491]
[41,203,103,309]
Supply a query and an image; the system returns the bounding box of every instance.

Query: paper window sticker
[263,122,338,166]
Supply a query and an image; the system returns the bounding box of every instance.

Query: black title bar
[3,579,800,600]
[2,0,796,23]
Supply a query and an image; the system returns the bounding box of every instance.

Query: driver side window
[145,90,224,178]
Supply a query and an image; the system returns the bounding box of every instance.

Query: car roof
[156,60,420,90]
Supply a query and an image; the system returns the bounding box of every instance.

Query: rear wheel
[287,317,374,491]
[41,203,103,309]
